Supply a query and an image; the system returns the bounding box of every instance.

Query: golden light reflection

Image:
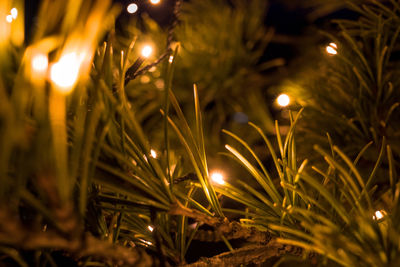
[31,53,48,74]
[50,52,84,93]
[211,171,225,185]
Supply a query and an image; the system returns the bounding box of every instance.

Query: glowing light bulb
[150,0,161,5]
[373,210,385,220]
[168,55,174,63]
[31,53,48,73]
[6,15,13,23]
[277,94,290,107]
[50,52,82,93]
[127,3,138,14]
[141,45,153,58]
[10,8,17,19]
[326,43,338,55]
[150,149,157,158]
[148,225,154,232]
[211,171,225,185]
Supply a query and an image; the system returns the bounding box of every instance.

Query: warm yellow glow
[150,149,157,158]
[6,15,12,23]
[50,52,82,93]
[373,210,385,220]
[31,53,48,73]
[148,225,154,232]
[141,45,153,58]
[168,55,174,63]
[211,171,225,185]
[127,3,138,14]
[150,0,161,5]
[277,94,290,107]
[139,239,153,246]
[326,43,338,55]
[10,8,17,19]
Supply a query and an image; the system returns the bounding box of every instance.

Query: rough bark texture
[183,241,304,267]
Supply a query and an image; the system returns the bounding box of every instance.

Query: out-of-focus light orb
[11,8,18,19]
[277,94,290,107]
[31,53,49,73]
[127,3,138,14]
[373,210,385,220]
[326,43,338,55]
[150,149,157,158]
[148,225,154,232]
[211,171,225,185]
[168,55,174,63]
[50,52,81,93]
[6,15,13,23]
[141,45,153,58]
[150,0,161,5]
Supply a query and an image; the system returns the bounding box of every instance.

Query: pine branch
[182,241,307,267]
[0,208,152,266]
[169,202,271,243]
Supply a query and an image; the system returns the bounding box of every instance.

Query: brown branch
[169,202,270,243]
[182,240,305,267]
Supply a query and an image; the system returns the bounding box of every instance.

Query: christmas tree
[1,0,399,266]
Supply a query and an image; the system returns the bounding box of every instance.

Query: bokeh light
[127,3,138,14]
[211,171,225,185]
[277,94,290,107]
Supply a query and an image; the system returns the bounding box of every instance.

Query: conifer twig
[0,208,152,266]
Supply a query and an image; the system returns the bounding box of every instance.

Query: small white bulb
[141,45,153,58]
[10,8,18,19]
[6,15,13,23]
[150,149,157,158]
[277,94,290,107]
[326,43,338,55]
[148,225,154,232]
[211,171,225,185]
[150,0,161,5]
[127,3,138,14]
[373,210,385,220]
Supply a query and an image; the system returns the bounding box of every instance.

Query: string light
[141,45,153,58]
[150,0,161,5]
[31,53,49,74]
[326,42,338,55]
[373,210,385,220]
[127,3,138,14]
[148,225,154,232]
[168,55,174,63]
[10,8,17,19]
[50,52,83,93]
[211,171,225,185]
[277,94,290,107]
[150,149,157,158]
[6,15,13,23]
